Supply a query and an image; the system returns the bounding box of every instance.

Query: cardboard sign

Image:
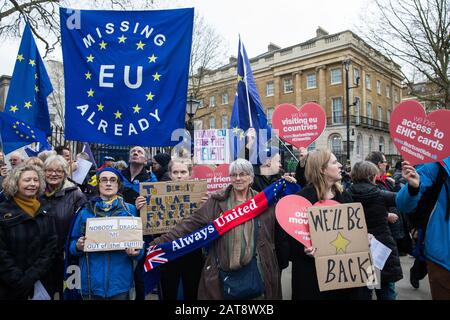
[191,164,231,194]
[272,103,326,148]
[139,180,207,235]
[194,129,231,164]
[390,100,450,165]
[84,217,143,252]
[308,203,377,292]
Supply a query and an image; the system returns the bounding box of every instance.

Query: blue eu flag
[60,8,194,147]
[3,23,53,154]
[229,38,271,164]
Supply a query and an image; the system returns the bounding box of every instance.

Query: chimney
[267,43,281,52]
[316,26,329,38]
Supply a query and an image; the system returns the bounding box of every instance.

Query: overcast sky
[0,0,369,76]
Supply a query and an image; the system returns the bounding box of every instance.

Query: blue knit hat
[96,167,123,182]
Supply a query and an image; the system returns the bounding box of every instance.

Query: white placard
[72,158,93,185]
[370,237,392,270]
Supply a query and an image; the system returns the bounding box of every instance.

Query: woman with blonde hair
[288,149,359,300]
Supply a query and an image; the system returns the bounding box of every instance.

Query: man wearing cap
[97,156,115,171]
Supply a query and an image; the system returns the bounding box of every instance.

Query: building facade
[194,28,403,166]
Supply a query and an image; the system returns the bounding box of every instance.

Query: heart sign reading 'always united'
[272,103,326,149]
[191,164,231,194]
[389,100,450,166]
[275,195,339,248]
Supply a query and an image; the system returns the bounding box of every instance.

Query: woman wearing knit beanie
[151,153,171,181]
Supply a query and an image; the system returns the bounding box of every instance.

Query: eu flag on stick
[3,23,53,154]
[229,38,271,164]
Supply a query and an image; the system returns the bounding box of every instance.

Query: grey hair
[2,164,46,198]
[38,150,57,163]
[44,155,70,178]
[229,158,254,181]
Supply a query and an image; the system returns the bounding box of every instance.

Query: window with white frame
[221,115,228,129]
[387,110,391,123]
[329,134,343,155]
[267,107,274,125]
[221,93,228,105]
[368,136,373,152]
[394,88,399,101]
[356,134,363,155]
[332,97,343,124]
[376,80,381,95]
[209,117,215,129]
[365,74,371,90]
[367,102,372,118]
[386,85,390,98]
[353,68,360,85]
[306,74,316,89]
[330,68,342,85]
[379,136,385,153]
[378,105,383,123]
[209,95,216,107]
[266,81,274,96]
[354,97,361,124]
[283,78,293,93]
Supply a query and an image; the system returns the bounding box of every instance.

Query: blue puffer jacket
[69,197,144,298]
[396,159,450,271]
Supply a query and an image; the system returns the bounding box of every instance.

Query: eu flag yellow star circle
[11,121,36,140]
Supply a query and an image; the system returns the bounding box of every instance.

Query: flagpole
[240,39,253,128]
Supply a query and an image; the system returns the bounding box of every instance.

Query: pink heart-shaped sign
[272,102,326,149]
[390,100,450,165]
[276,196,340,247]
[192,164,231,194]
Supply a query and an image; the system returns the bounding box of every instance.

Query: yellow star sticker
[97,103,104,111]
[136,41,145,50]
[232,127,240,134]
[99,40,107,49]
[133,104,141,113]
[148,54,157,63]
[237,74,243,81]
[85,71,92,80]
[330,232,351,254]
[28,59,35,66]
[118,35,127,43]
[114,110,122,119]
[17,54,24,62]
[87,88,94,97]
[145,92,154,101]
[34,85,39,92]
[152,72,161,81]
[13,125,17,129]
[86,54,94,62]
[24,101,32,109]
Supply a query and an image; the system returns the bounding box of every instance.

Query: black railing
[326,116,389,132]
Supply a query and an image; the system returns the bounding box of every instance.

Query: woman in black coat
[347,161,403,300]
[0,164,57,300]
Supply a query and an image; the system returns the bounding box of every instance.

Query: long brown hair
[305,149,343,201]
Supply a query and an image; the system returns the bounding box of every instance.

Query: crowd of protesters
[0,142,448,301]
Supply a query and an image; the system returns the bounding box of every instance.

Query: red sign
[389,100,450,165]
[272,102,326,149]
[191,164,231,194]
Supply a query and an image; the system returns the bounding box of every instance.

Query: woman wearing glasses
[42,155,87,299]
[69,167,143,300]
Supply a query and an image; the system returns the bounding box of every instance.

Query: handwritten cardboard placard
[272,102,326,149]
[139,180,207,235]
[194,129,231,164]
[308,203,377,292]
[84,217,143,252]
[191,164,231,195]
[389,100,450,165]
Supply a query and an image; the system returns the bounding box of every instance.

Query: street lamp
[186,93,200,155]
[343,59,359,166]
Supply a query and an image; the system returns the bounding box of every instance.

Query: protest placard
[139,180,207,235]
[84,216,143,252]
[272,102,326,149]
[192,164,231,194]
[308,202,377,292]
[194,129,231,164]
[390,100,450,165]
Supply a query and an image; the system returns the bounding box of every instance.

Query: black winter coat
[347,182,403,283]
[121,167,151,205]
[0,199,57,299]
[289,185,361,300]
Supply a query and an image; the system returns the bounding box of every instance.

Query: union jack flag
[144,245,168,272]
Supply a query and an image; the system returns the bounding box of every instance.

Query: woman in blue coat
[69,167,143,300]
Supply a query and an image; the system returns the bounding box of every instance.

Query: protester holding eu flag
[3,23,52,154]
[69,167,143,300]
[0,164,57,299]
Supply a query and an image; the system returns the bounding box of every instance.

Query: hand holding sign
[389,100,450,165]
[272,103,326,149]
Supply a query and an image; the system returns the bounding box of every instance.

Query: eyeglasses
[99,177,118,184]
[230,172,249,179]
[45,169,65,175]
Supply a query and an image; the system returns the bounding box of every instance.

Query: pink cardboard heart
[272,102,326,149]
[276,196,340,247]
[192,164,231,194]
[389,100,450,165]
